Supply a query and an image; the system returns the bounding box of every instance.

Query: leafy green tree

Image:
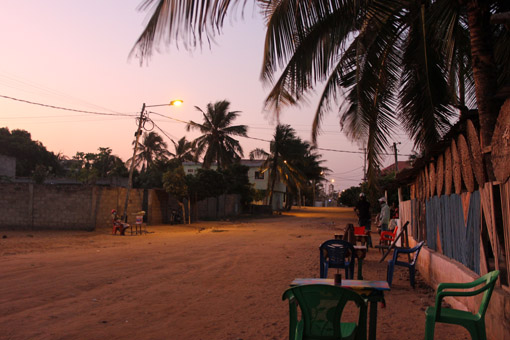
[220,163,254,207]
[72,148,127,184]
[163,165,188,222]
[195,168,226,200]
[0,127,62,177]
[187,100,248,169]
[339,186,362,207]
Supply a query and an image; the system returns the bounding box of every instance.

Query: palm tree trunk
[466,0,500,148]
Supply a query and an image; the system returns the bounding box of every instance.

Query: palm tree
[131,0,509,185]
[187,100,248,169]
[128,131,171,172]
[170,136,196,164]
[250,124,309,207]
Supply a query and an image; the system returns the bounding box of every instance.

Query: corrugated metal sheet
[425,192,480,274]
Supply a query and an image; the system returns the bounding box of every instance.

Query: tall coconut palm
[250,124,308,206]
[131,0,510,184]
[170,136,196,164]
[128,131,171,172]
[187,100,248,169]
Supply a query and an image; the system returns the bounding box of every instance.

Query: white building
[182,160,286,210]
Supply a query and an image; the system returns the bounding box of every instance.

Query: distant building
[0,155,16,178]
[182,160,286,210]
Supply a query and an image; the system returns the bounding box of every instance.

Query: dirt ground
[0,207,471,340]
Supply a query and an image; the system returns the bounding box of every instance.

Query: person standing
[378,197,391,232]
[354,193,372,247]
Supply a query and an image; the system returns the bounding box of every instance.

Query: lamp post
[122,100,183,222]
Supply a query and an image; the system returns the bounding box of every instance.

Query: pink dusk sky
[0,0,413,192]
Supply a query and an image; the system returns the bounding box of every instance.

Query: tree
[250,124,323,209]
[0,127,62,177]
[72,148,127,184]
[163,165,188,223]
[128,131,171,173]
[187,100,248,169]
[131,0,510,192]
[339,186,362,207]
[220,163,254,207]
[170,136,196,164]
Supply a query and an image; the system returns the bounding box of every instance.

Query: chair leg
[424,314,435,340]
[410,266,416,288]
[387,261,394,286]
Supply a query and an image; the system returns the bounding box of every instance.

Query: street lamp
[122,100,183,222]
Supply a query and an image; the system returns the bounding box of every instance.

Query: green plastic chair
[424,270,500,340]
[282,284,367,340]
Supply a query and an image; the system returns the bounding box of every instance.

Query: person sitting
[111,209,130,235]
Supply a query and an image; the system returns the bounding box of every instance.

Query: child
[111,209,130,235]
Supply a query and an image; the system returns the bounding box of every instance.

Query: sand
[0,207,470,340]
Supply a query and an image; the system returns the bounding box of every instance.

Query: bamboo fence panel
[480,183,500,272]
[425,165,430,199]
[458,134,475,192]
[451,139,462,194]
[445,146,453,195]
[466,119,485,186]
[492,98,510,183]
[436,153,444,197]
[499,181,510,285]
[429,162,436,197]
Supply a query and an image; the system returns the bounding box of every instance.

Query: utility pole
[393,142,401,173]
[123,103,147,222]
[121,100,183,223]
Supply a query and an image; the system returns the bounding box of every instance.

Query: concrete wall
[413,238,510,340]
[0,183,147,230]
[0,183,242,229]
[194,194,241,220]
[0,183,95,230]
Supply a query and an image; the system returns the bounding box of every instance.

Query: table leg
[368,299,378,340]
[357,258,363,280]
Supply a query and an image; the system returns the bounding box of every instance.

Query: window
[187,169,194,173]
[255,171,264,180]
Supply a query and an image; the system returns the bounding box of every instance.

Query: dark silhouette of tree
[170,136,196,163]
[187,100,247,169]
[129,131,171,172]
[0,127,62,177]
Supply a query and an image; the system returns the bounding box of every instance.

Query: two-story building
[182,160,286,210]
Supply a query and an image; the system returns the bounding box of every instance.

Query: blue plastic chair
[386,241,424,288]
[320,239,356,279]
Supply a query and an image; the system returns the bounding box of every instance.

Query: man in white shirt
[378,197,390,232]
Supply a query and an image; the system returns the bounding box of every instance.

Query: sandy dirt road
[0,207,470,340]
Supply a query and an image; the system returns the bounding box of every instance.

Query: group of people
[354,193,396,246]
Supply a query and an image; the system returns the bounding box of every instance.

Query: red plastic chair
[379,226,398,251]
[354,226,369,247]
[112,221,123,235]
[354,226,366,236]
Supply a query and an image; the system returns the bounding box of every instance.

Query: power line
[2,93,413,157]
[0,94,135,117]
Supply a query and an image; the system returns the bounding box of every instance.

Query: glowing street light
[122,100,183,222]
